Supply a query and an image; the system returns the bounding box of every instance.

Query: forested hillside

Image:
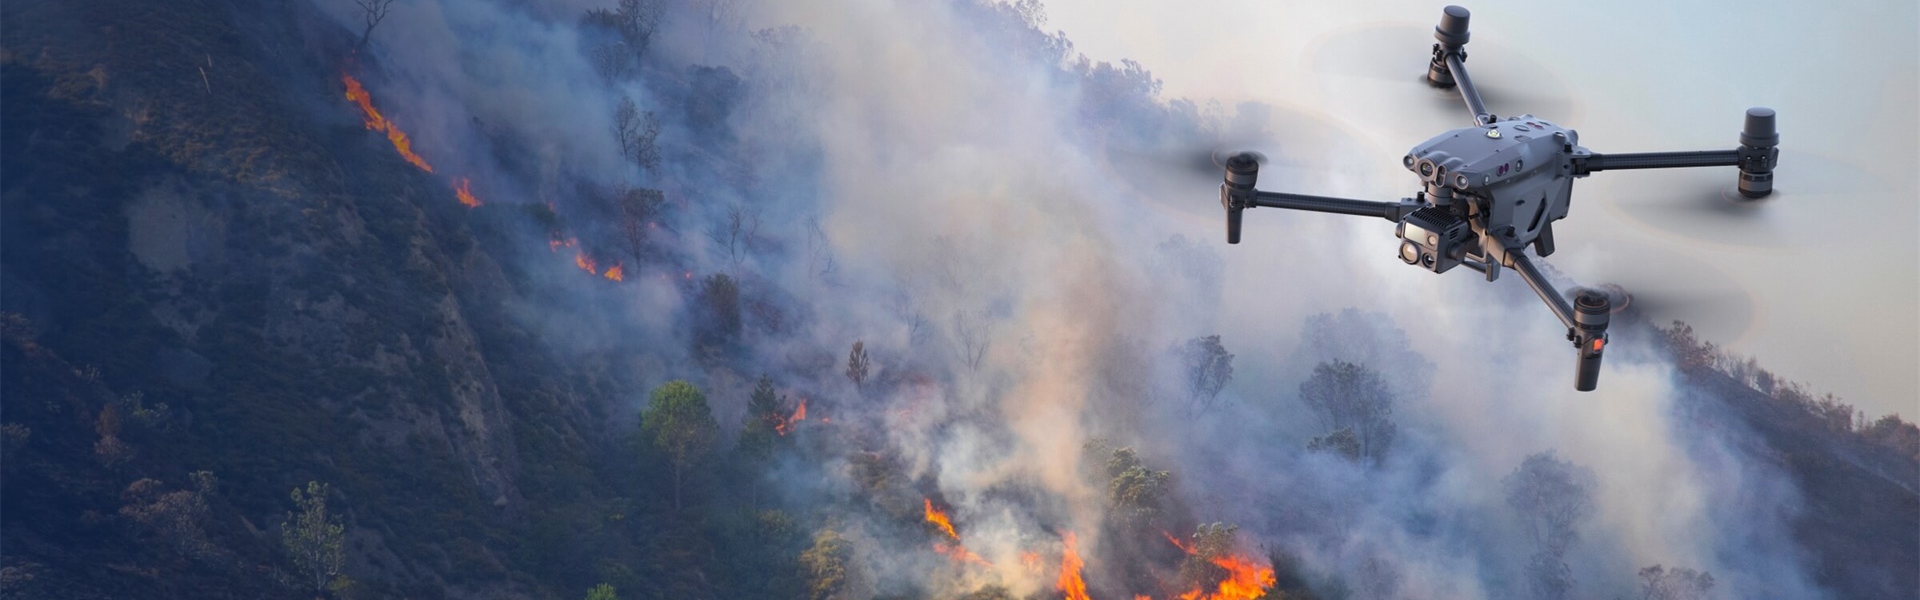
[1,1,1912,599]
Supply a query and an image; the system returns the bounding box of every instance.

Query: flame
[775,400,807,436]
[1058,532,1091,600]
[933,542,990,567]
[549,237,578,252]
[920,498,988,567]
[604,263,624,281]
[341,74,433,173]
[1164,531,1196,554]
[575,252,599,275]
[1020,551,1043,573]
[454,178,481,208]
[1173,555,1276,600]
[924,499,959,539]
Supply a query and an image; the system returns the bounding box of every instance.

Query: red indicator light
[1592,339,1605,352]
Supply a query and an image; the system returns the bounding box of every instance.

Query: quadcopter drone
[1218,5,1779,391]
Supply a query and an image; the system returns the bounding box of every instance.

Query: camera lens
[1400,241,1421,264]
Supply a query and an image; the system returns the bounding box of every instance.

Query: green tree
[585,582,618,600]
[642,380,719,511]
[800,527,854,600]
[282,481,347,594]
[845,340,870,392]
[1177,522,1239,592]
[736,375,786,464]
[1105,447,1171,524]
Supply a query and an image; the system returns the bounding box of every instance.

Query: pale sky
[1043,0,1919,417]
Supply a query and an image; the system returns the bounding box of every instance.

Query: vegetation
[640,381,719,511]
[0,0,1907,599]
[1298,361,1397,465]
[282,481,349,594]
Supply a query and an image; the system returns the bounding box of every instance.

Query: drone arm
[1507,251,1577,330]
[1506,250,1612,391]
[1572,150,1739,175]
[1444,54,1495,126]
[1247,190,1420,221]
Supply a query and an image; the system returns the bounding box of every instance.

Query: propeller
[1551,243,1759,344]
[1303,22,1582,128]
[1099,105,1377,227]
[1592,149,1891,250]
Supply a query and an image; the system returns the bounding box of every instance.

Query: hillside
[2,1,1914,599]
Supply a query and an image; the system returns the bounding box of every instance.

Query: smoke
[311,0,1835,597]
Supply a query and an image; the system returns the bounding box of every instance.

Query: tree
[694,274,741,358]
[282,481,347,594]
[642,381,719,511]
[1637,565,1714,600]
[1502,451,1596,600]
[1297,361,1397,464]
[1306,427,1362,461]
[120,471,218,561]
[707,204,760,271]
[612,97,662,171]
[800,528,854,600]
[353,0,394,54]
[735,375,790,495]
[1176,522,1240,592]
[617,187,665,262]
[1174,335,1234,412]
[845,341,870,392]
[952,309,989,374]
[1104,447,1170,524]
[585,582,619,600]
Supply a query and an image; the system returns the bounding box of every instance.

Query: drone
[1217,5,1779,391]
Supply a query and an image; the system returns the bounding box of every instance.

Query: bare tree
[952,310,990,374]
[612,97,662,172]
[354,0,395,54]
[845,341,871,392]
[707,204,761,272]
[806,215,838,281]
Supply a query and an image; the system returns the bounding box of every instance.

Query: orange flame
[549,237,578,252]
[454,178,481,208]
[341,74,433,173]
[604,263,624,281]
[933,542,990,567]
[1058,532,1091,600]
[1164,531,1196,554]
[775,400,807,436]
[924,499,959,539]
[575,252,599,275]
[1174,554,1276,600]
[1020,551,1043,572]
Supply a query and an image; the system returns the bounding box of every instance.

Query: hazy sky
[1042,0,1919,418]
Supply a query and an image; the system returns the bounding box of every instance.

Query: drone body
[1219,5,1780,391]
